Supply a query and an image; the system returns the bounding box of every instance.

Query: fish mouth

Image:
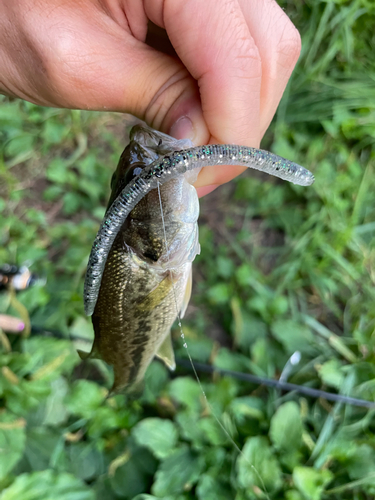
[108,125,195,207]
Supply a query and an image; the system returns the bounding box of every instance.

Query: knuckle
[276,18,302,68]
[231,37,262,80]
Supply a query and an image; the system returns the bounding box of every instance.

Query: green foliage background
[1,0,375,498]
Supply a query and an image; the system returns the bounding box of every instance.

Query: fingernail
[196,184,219,198]
[169,116,195,141]
[0,314,25,333]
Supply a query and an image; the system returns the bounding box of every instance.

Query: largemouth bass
[82,125,314,394]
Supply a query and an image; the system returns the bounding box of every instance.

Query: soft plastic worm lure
[84,143,314,316]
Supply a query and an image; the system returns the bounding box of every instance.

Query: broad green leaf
[207,283,231,305]
[132,418,178,459]
[0,470,95,500]
[347,444,375,481]
[152,446,204,496]
[217,256,235,278]
[285,491,304,500]
[64,380,106,419]
[198,416,229,446]
[23,427,67,472]
[68,443,104,481]
[5,379,51,417]
[231,306,268,349]
[236,436,282,493]
[109,447,157,499]
[43,185,64,202]
[196,474,232,500]
[229,397,265,423]
[270,401,303,452]
[317,359,344,389]
[5,134,35,158]
[0,103,23,127]
[251,338,273,373]
[42,377,69,426]
[88,406,129,439]
[22,337,78,380]
[177,336,213,364]
[0,412,26,481]
[92,476,117,500]
[175,411,205,447]
[213,347,252,373]
[168,377,203,413]
[235,263,253,287]
[293,467,333,500]
[62,192,82,215]
[133,496,181,500]
[46,158,72,184]
[16,285,50,315]
[271,320,315,354]
[133,497,163,500]
[141,361,169,404]
[41,120,69,145]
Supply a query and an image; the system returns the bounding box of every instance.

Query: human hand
[0,0,300,196]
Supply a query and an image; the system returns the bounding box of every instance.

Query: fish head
[108,125,200,269]
[108,125,194,207]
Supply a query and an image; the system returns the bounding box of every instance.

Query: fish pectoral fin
[156,332,176,371]
[77,342,101,361]
[77,349,89,360]
[136,273,173,312]
[180,266,192,319]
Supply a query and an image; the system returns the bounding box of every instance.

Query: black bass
[82,125,314,394]
[80,126,200,393]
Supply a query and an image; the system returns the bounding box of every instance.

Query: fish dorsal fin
[155,332,176,371]
[180,266,192,319]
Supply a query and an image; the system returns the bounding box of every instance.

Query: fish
[82,124,314,394]
[79,125,201,394]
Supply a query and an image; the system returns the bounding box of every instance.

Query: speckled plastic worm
[84,144,314,315]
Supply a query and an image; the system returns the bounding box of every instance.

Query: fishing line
[156,180,270,498]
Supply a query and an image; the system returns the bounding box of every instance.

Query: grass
[1,0,375,498]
